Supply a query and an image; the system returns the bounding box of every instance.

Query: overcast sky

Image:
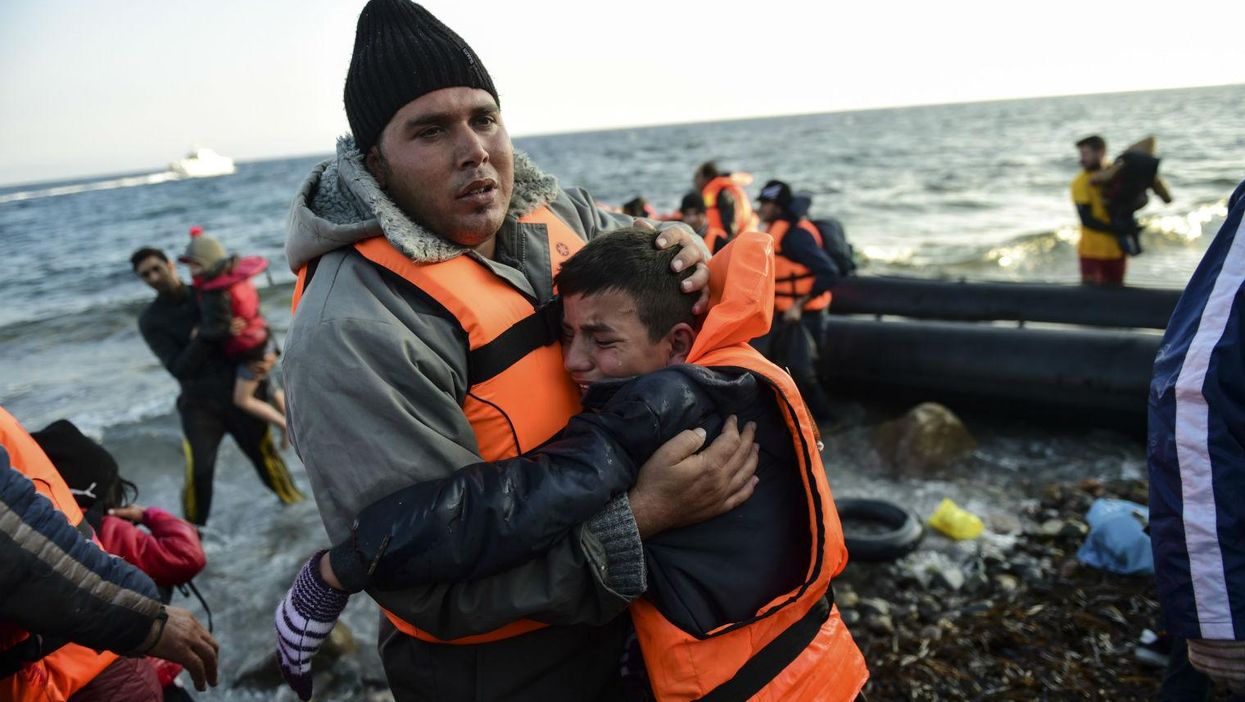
[1,0,1242,186]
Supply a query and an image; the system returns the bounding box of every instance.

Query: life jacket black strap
[466,298,563,386]
[696,593,833,702]
[776,272,815,284]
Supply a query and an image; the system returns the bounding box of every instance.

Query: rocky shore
[837,477,1165,700]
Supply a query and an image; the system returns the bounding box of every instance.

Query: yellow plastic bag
[928,498,984,540]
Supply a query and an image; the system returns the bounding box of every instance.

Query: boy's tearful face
[560,291,672,395]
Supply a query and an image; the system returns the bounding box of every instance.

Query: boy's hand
[629,416,759,538]
[640,221,712,315]
[229,316,247,335]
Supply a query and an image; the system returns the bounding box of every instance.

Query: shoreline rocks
[837,477,1161,700]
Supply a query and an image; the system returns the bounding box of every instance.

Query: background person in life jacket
[31,419,208,700]
[679,191,730,253]
[752,179,840,424]
[277,228,865,701]
[694,160,758,239]
[1072,135,1132,285]
[0,409,220,697]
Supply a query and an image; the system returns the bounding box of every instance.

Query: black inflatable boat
[818,276,1184,430]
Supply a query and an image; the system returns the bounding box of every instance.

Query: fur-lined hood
[285,136,560,271]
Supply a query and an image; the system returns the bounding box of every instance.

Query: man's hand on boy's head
[641,220,712,315]
[629,415,759,539]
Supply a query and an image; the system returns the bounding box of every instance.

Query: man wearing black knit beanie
[277,1,760,700]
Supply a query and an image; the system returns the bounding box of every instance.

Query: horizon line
[2,80,1239,190]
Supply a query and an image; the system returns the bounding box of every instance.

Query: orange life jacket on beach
[702,175,759,235]
[769,219,832,312]
[0,407,120,702]
[291,206,584,644]
[627,233,867,701]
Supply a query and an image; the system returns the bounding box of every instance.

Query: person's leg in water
[223,383,303,506]
[179,402,227,526]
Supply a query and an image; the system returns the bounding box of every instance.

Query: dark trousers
[379,616,628,702]
[752,309,834,423]
[178,399,302,525]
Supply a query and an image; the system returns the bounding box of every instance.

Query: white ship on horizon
[169,147,235,178]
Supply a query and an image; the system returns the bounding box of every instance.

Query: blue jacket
[1149,179,1245,639]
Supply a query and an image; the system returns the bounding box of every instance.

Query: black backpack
[790,193,857,276]
[811,217,857,276]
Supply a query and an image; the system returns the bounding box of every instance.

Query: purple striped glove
[275,551,350,701]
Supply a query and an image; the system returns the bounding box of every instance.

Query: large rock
[871,402,977,476]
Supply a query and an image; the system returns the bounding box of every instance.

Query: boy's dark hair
[1076,135,1106,152]
[555,227,697,343]
[130,247,168,271]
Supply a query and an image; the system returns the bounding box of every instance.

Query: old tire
[836,498,924,562]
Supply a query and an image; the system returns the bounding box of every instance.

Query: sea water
[0,83,1240,698]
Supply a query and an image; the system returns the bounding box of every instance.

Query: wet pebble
[867,614,896,636]
[840,608,861,626]
[837,587,860,609]
[858,597,891,617]
[992,573,1020,594]
[1037,519,1065,537]
[931,566,965,591]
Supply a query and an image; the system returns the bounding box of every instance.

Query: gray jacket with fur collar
[283,138,679,641]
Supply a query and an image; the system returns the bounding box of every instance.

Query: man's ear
[666,323,696,365]
[365,146,387,189]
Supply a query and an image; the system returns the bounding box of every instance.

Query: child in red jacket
[179,226,289,447]
[31,419,207,700]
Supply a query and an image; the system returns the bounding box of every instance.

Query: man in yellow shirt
[1071,135,1127,285]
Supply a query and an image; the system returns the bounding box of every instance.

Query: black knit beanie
[30,419,121,512]
[344,0,499,155]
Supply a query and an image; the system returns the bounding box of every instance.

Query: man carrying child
[130,244,302,526]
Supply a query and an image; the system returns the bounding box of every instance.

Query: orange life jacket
[291,206,585,644]
[768,219,832,312]
[627,232,867,701]
[0,407,120,702]
[702,175,759,236]
[702,224,731,255]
